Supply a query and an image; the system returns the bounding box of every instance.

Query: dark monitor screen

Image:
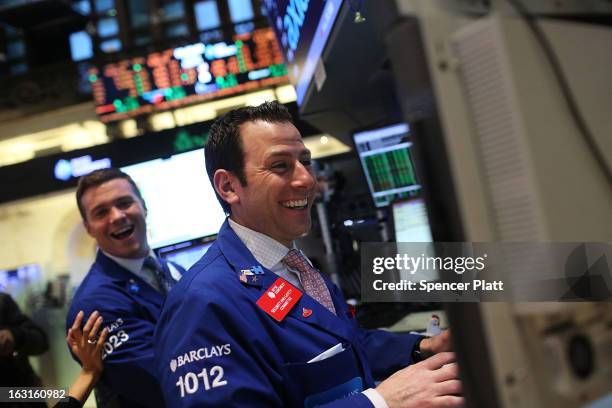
[263,0,343,105]
[353,123,422,208]
[157,236,216,270]
[391,197,433,242]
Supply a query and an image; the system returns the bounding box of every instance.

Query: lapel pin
[239,269,262,287]
[302,307,313,318]
[250,266,264,275]
[127,279,140,294]
[239,270,253,284]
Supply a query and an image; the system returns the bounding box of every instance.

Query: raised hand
[67,310,109,375]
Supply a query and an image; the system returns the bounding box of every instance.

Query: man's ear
[83,219,93,237]
[213,169,240,207]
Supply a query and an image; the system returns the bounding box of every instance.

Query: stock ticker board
[89,27,289,123]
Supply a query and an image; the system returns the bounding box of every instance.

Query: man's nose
[108,206,127,223]
[292,162,315,189]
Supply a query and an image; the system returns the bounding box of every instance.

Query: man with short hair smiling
[155,101,463,408]
[67,168,185,407]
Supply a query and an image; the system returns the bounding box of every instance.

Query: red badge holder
[256,277,303,322]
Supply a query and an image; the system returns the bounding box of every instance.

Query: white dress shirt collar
[102,249,158,286]
[103,251,146,274]
[228,218,294,270]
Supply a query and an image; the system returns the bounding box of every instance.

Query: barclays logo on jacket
[170,344,232,372]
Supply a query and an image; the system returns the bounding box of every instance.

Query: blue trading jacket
[154,220,422,407]
[66,251,185,408]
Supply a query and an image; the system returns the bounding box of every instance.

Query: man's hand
[0,329,15,356]
[420,330,452,359]
[376,351,463,408]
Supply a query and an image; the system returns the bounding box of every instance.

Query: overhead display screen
[353,123,422,208]
[120,149,226,249]
[90,27,288,123]
[263,0,343,105]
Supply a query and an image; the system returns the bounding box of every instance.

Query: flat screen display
[0,264,43,307]
[121,149,226,249]
[157,237,216,270]
[353,123,422,208]
[263,0,343,105]
[392,198,432,242]
[90,27,288,122]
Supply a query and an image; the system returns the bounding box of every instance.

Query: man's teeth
[282,199,308,208]
[112,226,134,238]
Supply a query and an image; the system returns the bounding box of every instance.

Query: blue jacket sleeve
[67,291,164,407]
[155,289,374,408]
[328,283,422,380]
[358,329,422,380]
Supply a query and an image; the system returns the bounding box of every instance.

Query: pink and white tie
[283,249,336,315]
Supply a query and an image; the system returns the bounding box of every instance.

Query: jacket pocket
[281,344,364,407]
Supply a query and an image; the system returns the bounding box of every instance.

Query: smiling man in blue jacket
[67,168,185,407]
[155,102,463,408]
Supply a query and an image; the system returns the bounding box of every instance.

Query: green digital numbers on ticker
[173,130,209,153]
[166,86,187,101]
[269,64,287,77]
[113,97,140,113]
[216,74,238,89]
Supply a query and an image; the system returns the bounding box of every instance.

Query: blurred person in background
[0,292,48,407]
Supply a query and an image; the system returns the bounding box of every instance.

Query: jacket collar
[216,220,355,343]
[216,220,264,275]
[94,251,164,305]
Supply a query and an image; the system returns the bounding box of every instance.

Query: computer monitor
[391,197,433,243]
[0,264,43,308]
[387,9,612,408]
[352,123,422,208]
[121,149,226,249]
[157,236,216,270]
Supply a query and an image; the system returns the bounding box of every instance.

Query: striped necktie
[283,249,336,315]
[143,256,175,294]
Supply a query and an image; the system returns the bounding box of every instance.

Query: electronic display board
[89,27,289,123]
[353,123,422,208]
[0,264,43,308]
[157,236,216,270]
[263,0,343,105]
[120,149,226,249]
[392,198,433,242]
